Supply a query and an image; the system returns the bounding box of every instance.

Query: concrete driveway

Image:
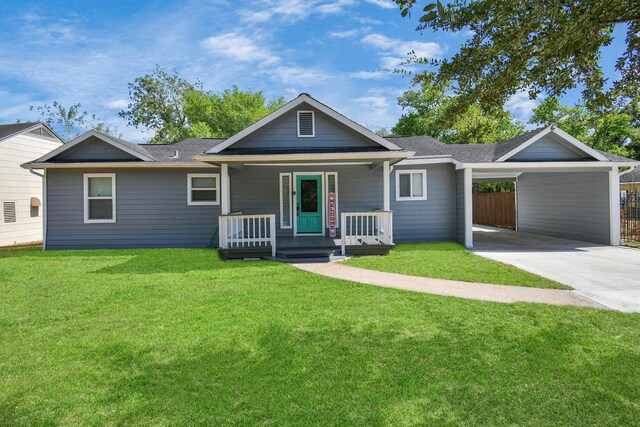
[472,226,640,312]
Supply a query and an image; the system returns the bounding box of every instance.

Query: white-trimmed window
[326,172,338,227]
[297,110,315,137]
[279,173,292,229]
[395,169,427,201]
[188,173,220,205]
[84,173,116,223]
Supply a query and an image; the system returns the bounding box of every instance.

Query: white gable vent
[297,110,315,137]
[3,201,16,223]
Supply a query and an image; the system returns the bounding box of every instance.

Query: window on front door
[296,175,323,233]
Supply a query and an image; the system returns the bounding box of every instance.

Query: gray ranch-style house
[23,94,637,258]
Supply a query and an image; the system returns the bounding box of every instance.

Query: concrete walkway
[294,262,598,308]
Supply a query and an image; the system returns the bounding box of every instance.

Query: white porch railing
[340,211,393,255]
[219,214,277,257]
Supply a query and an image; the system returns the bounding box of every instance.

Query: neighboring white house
[0,122,64,247]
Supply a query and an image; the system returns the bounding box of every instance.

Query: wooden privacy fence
[473,192,516,229]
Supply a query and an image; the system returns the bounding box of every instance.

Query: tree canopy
[394,0,640,119]
[183,86,286,138]
[119,66,285,144]
[392,78,524,144]
[30,102,120,140]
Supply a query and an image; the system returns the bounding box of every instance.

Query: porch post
[383,161,390,211]
[221,163,230,215]
[609,166,621,246]
[464,167,473,249]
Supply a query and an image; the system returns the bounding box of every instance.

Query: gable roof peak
[205,93,402,153]
[33,129,154,163]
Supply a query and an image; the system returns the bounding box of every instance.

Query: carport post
[464,167,473,249]
[609,166,621,246]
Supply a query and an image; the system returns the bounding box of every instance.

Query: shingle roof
[139,138,225,162]
[386,128,635,163]
[0,122,40,141]
[621,167,640,183]
[491,127,547,160]
[27,127,636,165]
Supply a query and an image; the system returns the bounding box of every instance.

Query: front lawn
[346,242,568,289]
[1,248,639,425]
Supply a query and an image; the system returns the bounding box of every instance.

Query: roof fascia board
[395,157,460,166]
[494,127,552,162]
[495,126,609,162]
[206,94,401,154]
[35,130,154,163]
[549,127,609,161]
[459,161,636,170]
[194,150,413,163]
[22,162,218,169]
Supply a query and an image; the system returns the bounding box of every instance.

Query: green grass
[1,248,639,426]
[346,242,568,289]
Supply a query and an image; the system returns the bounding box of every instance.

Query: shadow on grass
[94,248,280,275]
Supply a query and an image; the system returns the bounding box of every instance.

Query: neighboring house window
[326,172,338,227]
[84,173,116,223]
[621,190,628,200]
[395,170,427,201]
[188,173,220,205]
[297,110,315,137]
[279,173,292,229]
[3,201,17,223]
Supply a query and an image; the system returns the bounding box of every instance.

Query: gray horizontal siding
[509,135,590,161]
[230,165,384,237]
[517,171,611,244]
[46,168,220,249]
[390,163,456,242]
[57,136,139,161]
[235,104,380,151]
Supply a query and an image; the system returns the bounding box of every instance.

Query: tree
[119,66,286,143]
[530,97,640,159]
[119,65,194,144]
[392,79,524,144]
[394,0,640,119]
[183,86,286,138]
[30,101,120,140]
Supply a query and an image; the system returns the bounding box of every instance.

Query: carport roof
[386,127,633,164]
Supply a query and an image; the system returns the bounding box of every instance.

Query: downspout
[28,168,46,250]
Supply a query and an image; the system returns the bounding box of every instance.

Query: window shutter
[298,111,314,137]
[3,201,16,223]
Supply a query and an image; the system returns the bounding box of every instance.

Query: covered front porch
[195,153,406,259]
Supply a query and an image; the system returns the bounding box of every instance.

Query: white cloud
[364,0,395,9]
[317,0,355,14]
[506,90,542,122]
[106,99,128,110]
[349,70,389,80]
[241,0,356,23]
[361,33,443,69]
[328,29,360,38]
[201,32,279,65]
[266,66,335,86]
[241,0,308,23]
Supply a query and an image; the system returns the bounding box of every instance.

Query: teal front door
[296,175,323,234]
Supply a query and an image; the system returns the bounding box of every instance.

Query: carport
[453,126,637,249]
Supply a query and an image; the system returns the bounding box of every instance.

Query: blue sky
[0,0,627,142]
